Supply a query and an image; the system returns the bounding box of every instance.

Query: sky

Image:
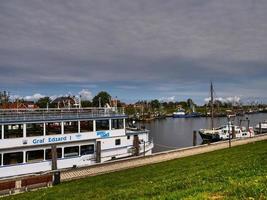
[0,0,267,104]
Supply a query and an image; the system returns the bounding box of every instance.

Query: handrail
[0,107,126,123]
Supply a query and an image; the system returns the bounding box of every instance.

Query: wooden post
[143,141,146,156]
[51,144,57,170]
[193,131,197,146]
[259,122,262,134]
[96,141,101,163]
[228,117,231,148]
[133,135,140,156]
[51,144,60,185]
[232,126,236,139]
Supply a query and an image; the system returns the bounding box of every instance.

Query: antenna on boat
[98,97,101,108]
[210,81,214,129]
[79,95,81,109]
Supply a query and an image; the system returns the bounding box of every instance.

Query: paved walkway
[61,134,267,182]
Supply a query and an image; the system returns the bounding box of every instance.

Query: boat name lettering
[32,136,67,144]
[32,138,45,144]
[48,136,67,143]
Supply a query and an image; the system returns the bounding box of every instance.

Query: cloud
[159,96,176,102]
[24,93,45,101]
[78,89,93,100]
[0,1,267,103]
[204,96,241,104]
[10,93,45,101]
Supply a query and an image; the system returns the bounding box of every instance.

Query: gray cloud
[0,0,267,102]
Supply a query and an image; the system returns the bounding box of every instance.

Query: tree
[36,97,51,108]
[0,91,10,105]
[81,100,92,107]
[150,99,160,110]
[187,98,194,107]
[92,91,111,107]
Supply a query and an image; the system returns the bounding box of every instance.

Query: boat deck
[0,108,126,124]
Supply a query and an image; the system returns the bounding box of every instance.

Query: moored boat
[173,108,186,118]
[0,107,154,178]
[199,122,254,141]
[255,121,267,134]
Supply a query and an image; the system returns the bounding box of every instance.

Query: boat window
[96,120,109,131]
[64,121,78,134]
[0,154,2,166]
[64,146,79,158]
[80,145,94,155]
[127,135,130,140]
[3,152,23,165]
[26,150,44,163]
[46,122,61,135]
[115,139,121,146]
[26,123,44,137]
[45,148,62,160]
[4,124,23,139]
[80,121,93,132]
[112,119,124,130]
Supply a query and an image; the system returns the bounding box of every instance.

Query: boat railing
[0,107,125,123]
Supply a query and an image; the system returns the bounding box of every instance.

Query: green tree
[92,91,111,107]
[81,100,92,107]
[0,91,10,105]
[36,97,51,108]
[150,99,160,110]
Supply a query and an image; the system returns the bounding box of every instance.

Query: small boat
[173,108,186,118]
[199,122,254,141]
[255,121,267,134]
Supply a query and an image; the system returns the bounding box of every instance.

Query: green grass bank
[5,140,267,200]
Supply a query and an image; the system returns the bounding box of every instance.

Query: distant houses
[52,96,78,108]
[0,101,38,109]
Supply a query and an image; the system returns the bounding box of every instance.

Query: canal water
[138,113,267,153]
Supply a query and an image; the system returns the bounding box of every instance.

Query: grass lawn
[5,140,267,200]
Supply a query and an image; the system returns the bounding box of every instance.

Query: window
[64,146,79,158]
[0,154,2,166]
[64,121,78,134]
[26,123,44,137]
[46,122,61,135]
[96,120,109,131]
[127,135,130,140]
[3,152,23,165]
[80,121,93,132]
[80,145,94,155]
[26,150,44,163]
[112,119,124,130]
[4,124,23,139]
[45,148,62,160]
[115,139,121,146]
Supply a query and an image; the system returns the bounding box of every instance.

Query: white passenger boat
[0,108,153,178]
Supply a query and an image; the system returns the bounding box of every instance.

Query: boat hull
[198,131,221,142]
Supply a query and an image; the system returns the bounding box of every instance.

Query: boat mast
[210,81,214,129]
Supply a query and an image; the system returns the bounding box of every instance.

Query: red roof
[0,102,39,109]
